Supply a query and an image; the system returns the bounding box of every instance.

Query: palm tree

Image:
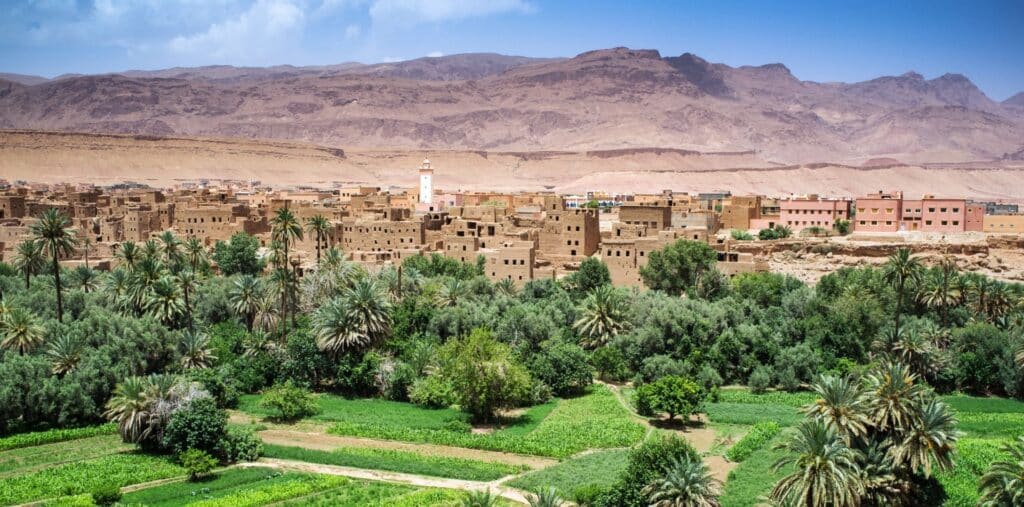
[305,215,331,264]
[643,454,722,507]
[1015,342,1024,370]
[159,231,181,267]
[103,268,132,313]
[863,361,927,433]
[770,419,864,507]
[804,375,870,441]
[984,283,1015,324]
[142,239,161,262]
[434,277,467,308]
[144,275,185,326]
[882,248,922,333]
[230,275,262,332]
[116,240,141,271]
[269,266,294,334]
[527,488,564,507]
[271,206,303,326]
[891,398,959,477]
[30,208,78,322]
[857,442,905,505]
[573,285,628,349]
[47,334,82,375]
[461,490,498,507]
[176,270,200,328]
[183,236,207,272]
[495,278,518,298]
[322,247,344,269]
[978,436,1024,507]
[72,266,101,293]
[81,236,93,268]
[14,239,45,289]
[918,255,958,326]
[1,307,46,355]
[179,330,216,369]
[891,329,940,379]
[315,278,391,354]
[105,376,153,444]
[254,290,280,334]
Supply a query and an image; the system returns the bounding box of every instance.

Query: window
[941,221,948,226]
[928,208,935,213]
[952,221,959,226]
[926,220,932,225]
[952,207,959,213]
[940,207,947,213]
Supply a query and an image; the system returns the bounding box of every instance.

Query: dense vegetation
[1,208,1023,506]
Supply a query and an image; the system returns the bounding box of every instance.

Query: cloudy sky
[1,0,1022,100]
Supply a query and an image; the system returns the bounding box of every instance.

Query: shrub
[530,341,593,396]
[90,484,122,506]
[434,329,533,422]
[190,367,241,408]
[442,419,473,433]
[724,421,781,462]
[776,366,801,392]
[216,428,263,463]
[163,397,228,455]
[409,374,455,408]
[573,484,609,506]
[259,380,320,421]
[179,448,218,481]
[730,229,753,241]
[748,364,773,394]
[634,376,706,422]
[591,346,628,382]
[602,435,699,506]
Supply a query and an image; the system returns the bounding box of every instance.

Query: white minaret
[418,158,433,205]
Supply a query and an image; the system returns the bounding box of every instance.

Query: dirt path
[249,458,534,505]
[259,429,558,470]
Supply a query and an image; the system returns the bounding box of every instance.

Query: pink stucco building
[779,196,851,233]
[854,191,983,233]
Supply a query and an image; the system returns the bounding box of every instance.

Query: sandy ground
[3,130,1024,199]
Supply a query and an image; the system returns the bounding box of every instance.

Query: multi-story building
[780,196,851,233]
[854,191,983,233]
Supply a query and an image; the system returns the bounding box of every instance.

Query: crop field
[262,444,526,480]
[507,448,629,498]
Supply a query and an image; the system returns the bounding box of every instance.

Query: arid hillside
[3,130,1024,200]
[2,48,1022,165]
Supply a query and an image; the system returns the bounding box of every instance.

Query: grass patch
[941,394,1024,414]
[716,389,816,408]
[262,444,525,481]
[239,394,470,429]
[120,466,286,506]
[954,412,1024,439]
[185,473,349,507]
[936,438,1011,507]
[0,424,117,452]
[278,484,463,507]
[705,402,802,427]
[720,430,793,507]
[725,422,780,462]
[0,434,129,477]
[508,448,628,498]
[0,452,184,505]
[327,385,644,458]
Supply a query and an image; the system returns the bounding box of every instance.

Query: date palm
[573,285,628,349]
[81,236,93,268]
[494,278,518,298]
[179,330,216,369]
[770,419,864,507]
[14,239,45,289]
[978,436,1024,507]
[269,266,296,334]
[30,208,78,322]
[176,269,199,328]
[891,329,940,379]
[643,454,722,507]
[882,248,922,333]
[891,398,959,477]
[105,375,153,444]
[103,268,132,313]
[314,279,390,354]
[230,274,262,332]
[918,256,958,326]
[434,277,467,307]
[142,239,161,262]
[183,236,207,272]
[1,307,46,355]
[72,266,100,293]
[47,334,82,375]
[305,214,331,264]
[144,275,185,326]
[158,231,182,267]
[271,207,303,326]
[804,375,870,441]
[254,290,280,334]
[322,246,344,269]
[984,282,1015,324]
[1015,342,1024,369]
[116,240,141,271]
[527,488,564,507]
[863,361,927,433]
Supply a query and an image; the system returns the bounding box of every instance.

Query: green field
[238,394,474,428]
[507,448,629,498]
[262,444,526,480]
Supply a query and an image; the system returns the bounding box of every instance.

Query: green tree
[882,248,922,333]
[313,278,391,354]
[47,333,82,375]
[642,454,722,507]
[573,285,628,349]
[640,240,717,296]
[529,340,593,396]
[770,419,863,507]
[163,397,227,455]
[13,240,45,289]
[212,232,264,276]
[229,275,262,332]
[145,275,185,326]
[271,206,303,329]
[116,240,141,271]
[978,436,1024,507]
[179,449,218,481]
[1,307,46,355]
[437,329,532,422]
[183,236,208,272]
[30,208,78,322]
[834,219,851,235]
[259,380,320,421]
[564,256,611,295]
[305,214,331,264]
[634,376,706,422]
[179,330,217,369]
[804,375,870,441]
[604,435,701,507]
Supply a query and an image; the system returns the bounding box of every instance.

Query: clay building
[482,241,536,286]
[721,195,762,231]
[0,196,27,219]
[619,204,672,231]
[983,214,1024,233]
[539,208,600,260]
[780,196,851,233]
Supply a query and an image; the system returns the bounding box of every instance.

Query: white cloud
[344,23,362,39]
[368,0,533,26]
[168,0,305,62]
[426,51,443,57]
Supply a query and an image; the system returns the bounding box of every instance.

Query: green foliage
[725,421,782,462]
[834,219,851,235]
[0,453,184,505]
[508,448,628,498]
[403,253,483,280]
[179,448,218,481]
[212,233,265,276]
[747,365,773,394]
[633,376,706,421]
[563,257,611,296]
[241,390,469,428]
[935,438,1009,507]
[757,225,792,240]
[435,328,533,422]
[216,427,263,463]
[602,435,700,507]
[0,423,116,451]
[409,374,457,408]
[530,340,593,396]
[185,474,348,507]
[259,380,320,421]
[262,444,525,481]
[719,430,793,507]
[639,239,717,296]
[730,229,753,241]
[89,483,122,506]
[163,397,228,455]
[591,346,628,382]
[704,402,803,426]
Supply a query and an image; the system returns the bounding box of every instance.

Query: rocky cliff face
[1,48,1021,164]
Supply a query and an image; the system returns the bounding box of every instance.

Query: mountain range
[1,47,1022,165]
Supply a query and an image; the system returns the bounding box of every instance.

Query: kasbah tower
[418,158,433,205]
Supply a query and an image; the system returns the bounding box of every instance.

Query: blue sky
[1,0,1022,100]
